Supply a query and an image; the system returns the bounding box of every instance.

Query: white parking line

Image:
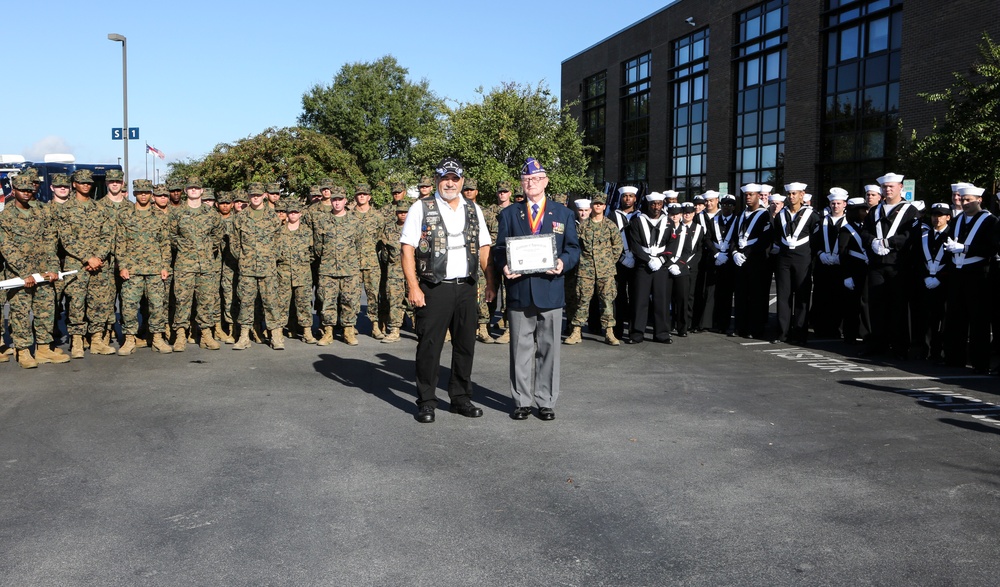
[853,376,994,381]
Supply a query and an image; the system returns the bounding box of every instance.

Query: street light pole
[108,33,128,189]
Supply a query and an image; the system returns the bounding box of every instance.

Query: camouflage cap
[309,185,321,197]
[12,174,35,190]
[24,167,39,180]
[591,192,607,205]
[462,178,478,190]
[166,178,184,191]
[132,178,153,192]
[285,198,303,213]
[550,193,568,205]
[247,182,266,196]
[390,181,406,194]
[395,201,410,213]
[513,190,525,199]
[153,184,169,196]
[330,186,347,199]
[417,175,433,188]
[202,187,216,200]
[233,190,249,203]
[216,191,232,204]
[266,182,281,194]
[319,178,334,190]
[185,176,202,189]
[354,183,371,196]
[106,169,125,182]
[273,199,288,213]
[497,181,512,193]
[72,169,95,183]
[50,173,71,188]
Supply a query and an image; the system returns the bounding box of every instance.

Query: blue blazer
[494,199,580,311]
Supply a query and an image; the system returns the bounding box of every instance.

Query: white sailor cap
[701,190,719,200]
[877,172,904,185]
[573,199,592,209]
[618,185,638,195]
[645,191,666,202]
[847,197,866,208]
[911,200,926,212]
[864,184,882,194]
[784,182,808,192]
[930,202,951,214]
[759,184,773,194]
[803,193,813,202]
[663,190,680,199]
[958,186,985,197]
[828,187,849,201]
[741,183,761,193]
[768,194,786,203]
[951,182,973,192]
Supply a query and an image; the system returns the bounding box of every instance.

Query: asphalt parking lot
[2,320,1000,586]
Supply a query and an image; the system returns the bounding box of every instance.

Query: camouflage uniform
[275,208,315,334]
[352,184,382,332]
[0,190,59,350]
[484,192,513,333]
[170,199,224,332]
[573,216,623,328]
[314,211,364,328]
[116,182,172,336]
[378,203,411,331]
[217,193,239,332]
[232,185,282,333]
[95,168,128,336]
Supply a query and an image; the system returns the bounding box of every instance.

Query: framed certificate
[506,234,558,274]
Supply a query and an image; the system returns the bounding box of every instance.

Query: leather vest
[415,197,480,283]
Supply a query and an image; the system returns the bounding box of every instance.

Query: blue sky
[3,0,670,180]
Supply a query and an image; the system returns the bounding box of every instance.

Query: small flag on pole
[146,143,166,160]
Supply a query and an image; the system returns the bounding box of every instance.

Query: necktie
[531,204,540,234]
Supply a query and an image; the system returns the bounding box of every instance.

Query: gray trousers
[508,306,562,409]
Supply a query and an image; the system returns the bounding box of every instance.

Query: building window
[734,0,788,187]
[621,52,651,183]
[583,71,607,185]
[671,28,709,198]
[820,0,903,193]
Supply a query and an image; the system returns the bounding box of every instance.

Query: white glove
[924,276,941,289]
[844,277,855,291]
[714,252,729,266]
[648,258,663,272]
[819,252,832,265]
[621,251,635,268]
[667,264,681,276]
[829,253,840,265]
[733,252,747,267]
[944,238,966,254]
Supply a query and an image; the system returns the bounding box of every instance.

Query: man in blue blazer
[493,158,580,421]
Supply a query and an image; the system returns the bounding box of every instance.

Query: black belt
[437,277,472,285]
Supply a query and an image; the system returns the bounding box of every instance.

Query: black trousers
[631,267,670,342]
[810,263,844,337]
[614,263,634,337]
[911,277,947,360]
[734,258,769,338]
[945,267,991,370]
[867,265,910,354]
[414,279,478,409]
[842,271,870,343]
[670,272,692,335]
[774,253,812,341]
[692,263,716,330]
[713,263,736,332]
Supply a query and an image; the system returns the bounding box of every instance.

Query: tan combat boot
[343,326,359,346]
[302,328,318,344]
[117,335,137,356]
[17,349,38,369]
[495,329,510,344]
[371,322,385,340]
[232,328,252,350]
[564,326,582,345]
[172,327,188,352]
[0,352,8,363]
[604,328,621,346]
[200,328,221,350]
[477,323,494,343]
[135,334,148,348]
[70,335,85,359]
[382,328,400,343]
[215,323,235,344]
[35,345,70,364]
[270,328,285,350]
[151,333,173,353]
[90,332,115,355]
[316,326,334,346]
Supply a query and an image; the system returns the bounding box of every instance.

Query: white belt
[780,236,810,249]
[641,246,665,256]
[849,250,869,263]
[953,254,984,268]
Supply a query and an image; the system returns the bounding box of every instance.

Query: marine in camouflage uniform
[565,192,623,345]
[0,174,70,367]
[169,176,224,351]
[231,182,283,350]
[562,198,591,338]
[484,181,515,343]
[215,191,238,343]
[51,169,117,358]
[94,168,129,346]
[378,181,411,328]
[305,181,337,317]
[274,199,317,344]
[377,201,411,342]
[314,189,364,346]
[151,184,174,341]
[115,179,173,355]
[45,173,74,345]
[351,183,384,339]
[460,178,495,343]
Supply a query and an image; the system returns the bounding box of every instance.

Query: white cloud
[23,136,75,162]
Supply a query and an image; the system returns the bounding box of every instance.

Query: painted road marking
[761,346,874,373]
[853,376,994,381]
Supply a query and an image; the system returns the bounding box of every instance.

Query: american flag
[146,143,166,160]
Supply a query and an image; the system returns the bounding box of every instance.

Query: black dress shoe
[511,407,531,420]
[538,407,555,421]
[627,338,643,344]
[449,402,483,418]
[416,406,435,423]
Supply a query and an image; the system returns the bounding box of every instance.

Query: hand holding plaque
[505,234,558,275]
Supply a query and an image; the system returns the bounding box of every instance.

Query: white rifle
[0,270,78,291]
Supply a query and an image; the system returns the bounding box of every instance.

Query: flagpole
[145,146,149,179]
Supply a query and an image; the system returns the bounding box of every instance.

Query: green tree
[412,81,594,205]
[899,33,1000,200]
[166,127,363,197]
[298,55,446,184]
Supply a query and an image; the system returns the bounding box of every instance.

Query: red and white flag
[146,143,166,160]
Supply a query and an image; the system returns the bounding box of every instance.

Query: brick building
[561,0,1000,201]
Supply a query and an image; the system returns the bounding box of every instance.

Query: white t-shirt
[400,193,491,280]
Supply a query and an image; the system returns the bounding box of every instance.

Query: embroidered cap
[435,157,464,178]
[681,202,696,213]
[930,202,951,215]
[721,194,737,203]
[666,203,682,214]
[520,157,546,176]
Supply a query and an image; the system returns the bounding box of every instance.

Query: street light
[108,33,128,188]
